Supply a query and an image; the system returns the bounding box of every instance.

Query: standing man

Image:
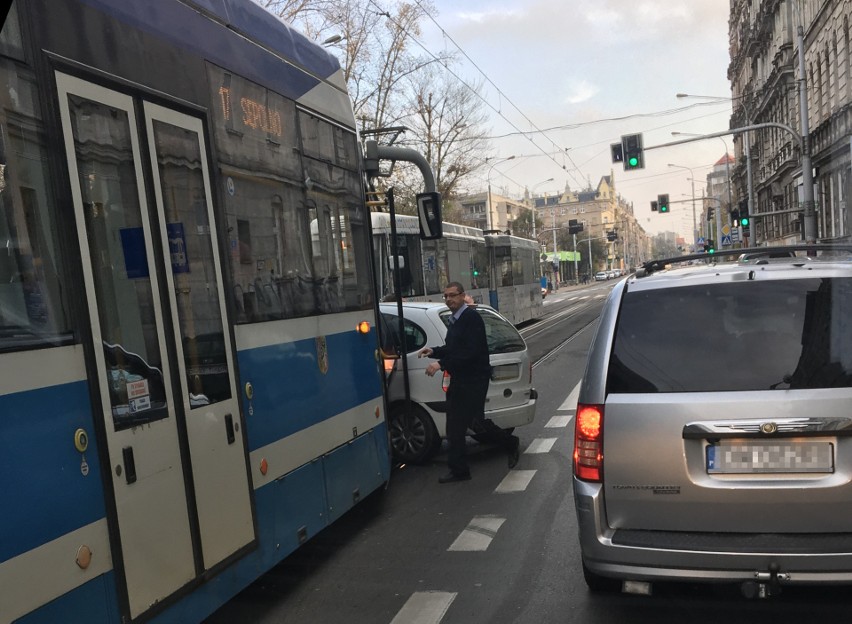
[419,282,520,483]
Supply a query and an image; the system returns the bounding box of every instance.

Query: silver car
[380,302,537,464]
[574,246,852,596]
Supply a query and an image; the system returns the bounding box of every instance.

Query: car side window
[380,313,428,354]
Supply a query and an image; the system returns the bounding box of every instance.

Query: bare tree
[404,67,489,201]
[259,0,490,216]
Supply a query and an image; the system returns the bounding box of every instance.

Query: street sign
[721,234,733,247]
[697,237,705,246]
[731,227,741,243]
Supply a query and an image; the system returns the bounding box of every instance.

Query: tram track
[520,297,598,341]
[531,317,598,369]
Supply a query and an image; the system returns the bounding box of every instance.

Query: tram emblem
[316,335,329,375]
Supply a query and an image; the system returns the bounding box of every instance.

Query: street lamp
[486,155,515,232]
[676,93,754,242]
[667,163,698,252]
[529,177,554,240]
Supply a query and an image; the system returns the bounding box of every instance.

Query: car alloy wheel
[389,404,439,464]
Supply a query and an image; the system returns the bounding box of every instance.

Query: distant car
[379,302,537,463]
[574,246,852,595]
[594,271,608,281]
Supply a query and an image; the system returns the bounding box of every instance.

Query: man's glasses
[442,292,462,299]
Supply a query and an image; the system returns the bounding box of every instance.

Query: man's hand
[425,361,441,377]
[418,347,433,358]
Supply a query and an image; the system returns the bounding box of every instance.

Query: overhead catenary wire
[370,0,733,194]
[368,0,586,187]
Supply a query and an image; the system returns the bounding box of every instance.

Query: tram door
[56,73,254,619]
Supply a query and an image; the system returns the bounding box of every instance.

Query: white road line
[390,591,457,624]
[495,470,536,493]
[525,438,557,454]
[557,381,582,411]
[545,415,572,428]
[448,516,506,552]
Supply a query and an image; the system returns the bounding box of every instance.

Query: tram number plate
[706,441,834,474]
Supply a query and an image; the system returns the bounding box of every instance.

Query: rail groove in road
[530,317,598,370]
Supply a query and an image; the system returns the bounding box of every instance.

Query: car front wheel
[389,404,439,464]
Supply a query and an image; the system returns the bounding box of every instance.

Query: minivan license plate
[706,441,834,474]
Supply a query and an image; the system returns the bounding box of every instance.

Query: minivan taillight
[574,403,603,482]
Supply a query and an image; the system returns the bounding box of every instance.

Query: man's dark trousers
[445,375,489,477]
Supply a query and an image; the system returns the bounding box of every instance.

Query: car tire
[389,403,439,464]
[582,561,622,593]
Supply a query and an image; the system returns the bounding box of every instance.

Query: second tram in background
[372,213,543,325]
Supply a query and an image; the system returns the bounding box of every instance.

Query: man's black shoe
[507,436,520,469]
[438,472,471,484]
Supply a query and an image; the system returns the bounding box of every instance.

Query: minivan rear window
[607,277,852,393]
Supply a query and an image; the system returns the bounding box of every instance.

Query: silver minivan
[574,246,852,596]
[380,302,537,464]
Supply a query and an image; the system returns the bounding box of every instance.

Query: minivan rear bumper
[574,478,852,584]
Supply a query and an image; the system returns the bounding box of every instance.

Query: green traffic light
[628,156,639,167]
[740,217,749,226]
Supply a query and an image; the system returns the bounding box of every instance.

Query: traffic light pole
[573,233,578,283]
[649,119,814,244]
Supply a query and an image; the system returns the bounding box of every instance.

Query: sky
[419,0,735,239]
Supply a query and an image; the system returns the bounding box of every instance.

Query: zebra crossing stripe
[390,591,457,624]
[448,515,506,551]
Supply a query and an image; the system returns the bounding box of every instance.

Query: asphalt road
[204,282,851,624]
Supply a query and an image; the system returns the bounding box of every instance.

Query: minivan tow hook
[741,564,789,599]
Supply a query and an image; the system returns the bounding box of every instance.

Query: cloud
[565,80,599,105]
[582,7,622,27]
[456,7,525,24]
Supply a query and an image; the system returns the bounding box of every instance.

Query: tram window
[446,238,470,290]
[495,245,513,286]
[66,94,167,429]
[213,76,370,321]
[390,234,420,296]
[512,247,525,284]
[421,238,440,295]
[222,174,314,322]
[150,119,232,405]
[0,55,72,351]
[472,242,488,289]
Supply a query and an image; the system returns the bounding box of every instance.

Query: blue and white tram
[372,212,543,324]
[371,212,489,304]
[0,2,389,623]
[483,233,544,325]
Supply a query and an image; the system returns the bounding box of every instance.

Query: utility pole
[551,207,558,289]
[573,233,578,283]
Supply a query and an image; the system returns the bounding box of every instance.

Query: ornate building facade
[728,0,851,245]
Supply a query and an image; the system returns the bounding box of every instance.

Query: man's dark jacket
[430,306,491,382]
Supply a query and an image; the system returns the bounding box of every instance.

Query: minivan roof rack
[637,243,852,278]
